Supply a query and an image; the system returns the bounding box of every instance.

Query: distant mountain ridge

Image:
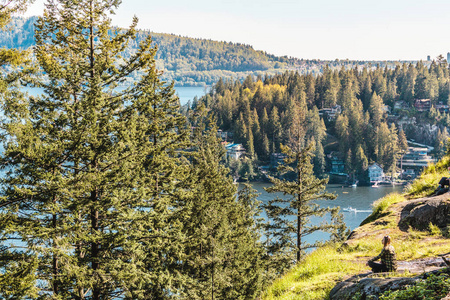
[2,16,414,86]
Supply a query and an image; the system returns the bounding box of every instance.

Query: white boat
[343,206,357,212]
[342,206,372,213]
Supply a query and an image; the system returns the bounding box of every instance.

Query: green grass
[405,172,443,198]
[262,245,366,300]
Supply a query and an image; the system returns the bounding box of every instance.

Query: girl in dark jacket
[367,235,397,273]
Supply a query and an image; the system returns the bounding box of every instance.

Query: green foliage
[264,141,345,270]
[379,274,450,300]
[263,245,366,300]
[0,0,32,30]
[0,2,265,299]
[176,113,266,299]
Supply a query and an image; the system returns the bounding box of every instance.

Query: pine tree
[264,140,344,264]
[398,129,408,153]
[246,125,255,159]
[369,92,384,127]
[0,0,189,298]
[269,106,282,153]
[355,145,368,180]
[176,116,264,299]
[262,133,270,161]
[345,149,353,176]
[384,124,400,180]
[261,107,270,134]
[335,114,350,154]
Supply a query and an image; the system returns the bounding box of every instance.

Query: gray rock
[400,198,450,230]
[329,274,417,300]
[329,267,450,300]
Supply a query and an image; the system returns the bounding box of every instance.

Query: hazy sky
[24,0,450,61]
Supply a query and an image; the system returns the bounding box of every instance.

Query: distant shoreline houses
[219,95,442,184]
[393,99,449,114]
[366,146,435,183]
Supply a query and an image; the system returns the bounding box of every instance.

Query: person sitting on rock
[367,235,397,273]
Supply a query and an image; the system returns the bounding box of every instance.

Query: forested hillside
[198,61,450,182]
[2,16,410,86]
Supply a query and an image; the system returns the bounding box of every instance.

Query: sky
[23,0,450,61]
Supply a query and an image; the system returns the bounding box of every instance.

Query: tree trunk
[52,208,58,295]
[297,161,302,262]
[91,189,100,300]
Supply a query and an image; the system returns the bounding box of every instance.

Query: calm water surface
[22,86,206,107]
[246,182,404,245]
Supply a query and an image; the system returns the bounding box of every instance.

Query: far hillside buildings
[414,99,431,111]
[400,146,435,179]
[225,143,246,160]
[318,105,341,121]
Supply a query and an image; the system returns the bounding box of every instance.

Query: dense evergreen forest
[196,60,450,182]
[0,2,348,297]
[3,16,412,86]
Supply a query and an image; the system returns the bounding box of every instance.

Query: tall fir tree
[264,142,344,264]
[0,0,189,298]
[176,114,265,299]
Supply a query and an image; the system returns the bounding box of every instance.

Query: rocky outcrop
[399,197,450,230]
[330,193,450,300]
[329,275,417,300]
[329,267,450,300]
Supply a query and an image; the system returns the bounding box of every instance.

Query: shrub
[428,222,441,236]
[379,273,450,300]
[360,193,404,225]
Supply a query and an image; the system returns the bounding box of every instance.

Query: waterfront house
[327,152,345,174]
[368,163,385,183]
[400,147,435,171]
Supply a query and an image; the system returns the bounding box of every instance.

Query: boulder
[329,268,450,300]
[400,198,450,230]
[329,275,417,300]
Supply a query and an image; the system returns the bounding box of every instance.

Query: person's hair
[383,235,391,248]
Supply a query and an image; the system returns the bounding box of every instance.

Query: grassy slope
[262,156,450,300]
